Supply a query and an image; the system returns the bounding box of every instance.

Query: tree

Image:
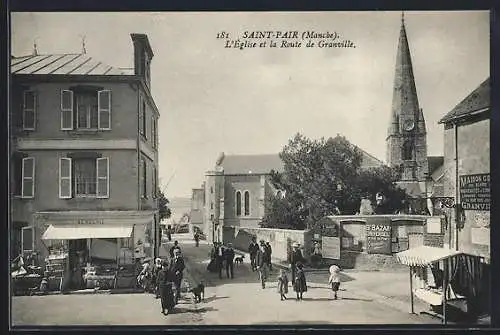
[262,133,408,229]
[158,190,172,221]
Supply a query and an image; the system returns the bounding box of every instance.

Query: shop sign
[459,173,490,211]
[366,222,392,255]
[77,219,104,225]
[321,236,340,259]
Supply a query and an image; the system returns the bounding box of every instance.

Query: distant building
[386,15,443,213]
[203,146,384,243]
[10,34,160,287]
[190,185,205,233]
[439,77,490,261]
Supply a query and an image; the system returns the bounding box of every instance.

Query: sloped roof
[358,148,384,169]
[428,156,444,177]
[10,53,134,76]
[439,77,490,124]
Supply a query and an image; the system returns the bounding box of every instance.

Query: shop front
[35,210,156,291]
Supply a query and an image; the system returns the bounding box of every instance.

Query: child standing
[277,269,289,301]
[328,264,341,300]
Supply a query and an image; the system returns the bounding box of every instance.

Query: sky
[11,11,490,198]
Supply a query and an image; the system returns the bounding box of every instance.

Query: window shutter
[98,90,111,130]
[21,157,35,198]
[96,157,109,198]
[59,157,72,198]
[23,91,36,130]
[61,90,74,130]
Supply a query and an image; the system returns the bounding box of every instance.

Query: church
[385,13,444,215]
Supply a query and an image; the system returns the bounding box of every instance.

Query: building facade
[203,148,384,244]
[9,34,161,280]
[439,77,490,261]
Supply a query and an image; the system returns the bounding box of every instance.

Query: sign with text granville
[366,222,392,255]
[459,173,490,211]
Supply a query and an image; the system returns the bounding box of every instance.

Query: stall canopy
[42,225,133,240]
[396,246,464,267]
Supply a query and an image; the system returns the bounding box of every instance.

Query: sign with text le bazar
[366,220,392,255]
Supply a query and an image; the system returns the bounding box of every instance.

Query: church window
[235,191,242,216]
[402,139,413,161]
[244,191,250,216]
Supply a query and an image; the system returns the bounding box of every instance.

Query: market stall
[396,245,484,324]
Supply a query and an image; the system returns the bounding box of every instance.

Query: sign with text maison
[459,173,490,211]
[366,220,392,255]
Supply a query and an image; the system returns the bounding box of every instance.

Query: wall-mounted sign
[366,222,392,255]
[78,219,104,225]
[426,217,442,234]
[459,173,490,211]
[321,236,340,259]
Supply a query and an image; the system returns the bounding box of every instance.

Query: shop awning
[396,246,463,267]
[42,225,133,240]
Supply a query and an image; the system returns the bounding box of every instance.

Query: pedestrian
[169,249,185,303]
[157,259,175,315]
[224,243,235,279]
[328,264,341,300]
[194,231,200,247]
[293,262,307,301]
[169,240,181,259]
[207,243,218,273]
[152,258,163,298]
[255,241,269,289]
[216,242,225,279]
[248,237,259,272]
[288,242,305,285]
[137,258,152,290]
[277,269,289,301]
[167,226,172,242]
[265,242,273,271]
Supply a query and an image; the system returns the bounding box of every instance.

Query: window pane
[90,106,99,128]
[74,159,96,195]
[24,91,35,109]
[23,158,34,178]
[24,109,35,129]
[23,180,33,197]
[244,191,250,215]
[13,157,23,195]
[62,110,72,129]
[22,228,33,251]
[236,192,241,216]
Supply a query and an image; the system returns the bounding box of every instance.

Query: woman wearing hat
[152,258,163,298]
[293,262,307,300]
[288,242,305,285]
[157,259,175,315]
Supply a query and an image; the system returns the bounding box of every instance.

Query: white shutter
[59,158,72,198]
[96,157,109,198]
[98,90,111,130]
[23,91,36,130]
[21,157,35,198]
[61,90,74,130]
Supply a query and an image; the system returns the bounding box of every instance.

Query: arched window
[402,139,413,161]
[244,191,250,216]
[236,191,242,216]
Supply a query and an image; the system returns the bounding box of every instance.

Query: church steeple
[386,13,428,182]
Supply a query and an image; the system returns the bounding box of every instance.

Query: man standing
[288,242,305,285]
[255,241,269,289]
[248,237,259,272]
[169,241,181,259]
[224,243,235,279]
[157,259,175,315]
[169,249,185,303]
[265,241,273,271]
[194,231,200,247]
[216,242,225,279]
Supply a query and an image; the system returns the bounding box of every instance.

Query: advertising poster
[366,220,392,254]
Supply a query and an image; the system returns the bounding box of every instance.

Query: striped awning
[42,225,133,240]
[396,246,463,267]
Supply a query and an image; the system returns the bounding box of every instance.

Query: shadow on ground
[202,295,229,303]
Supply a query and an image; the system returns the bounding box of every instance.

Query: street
[12,233,441,326]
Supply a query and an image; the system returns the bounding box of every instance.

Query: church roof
[439,77,490,124]
[10,53,134,76]
[216,146,383,176]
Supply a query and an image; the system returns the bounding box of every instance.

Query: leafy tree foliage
[158,190,172,221]
[261,133,408,229]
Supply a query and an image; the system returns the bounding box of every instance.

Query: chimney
[131,33,154,87]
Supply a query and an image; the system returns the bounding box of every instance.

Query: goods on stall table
[45,253,68,291]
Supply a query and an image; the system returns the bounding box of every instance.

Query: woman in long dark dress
[293,262,307,301]
[157,260,175,315]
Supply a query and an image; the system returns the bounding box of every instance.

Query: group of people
[207,242,236,279]
[136,240,186,315]
[248,238,273,273]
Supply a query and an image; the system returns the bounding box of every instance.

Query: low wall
[223,226,312,261]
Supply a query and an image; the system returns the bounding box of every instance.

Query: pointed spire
[32,39,38,56]
[401,11,405,24]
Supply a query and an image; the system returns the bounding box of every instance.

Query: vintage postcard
[9,10,490,328]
